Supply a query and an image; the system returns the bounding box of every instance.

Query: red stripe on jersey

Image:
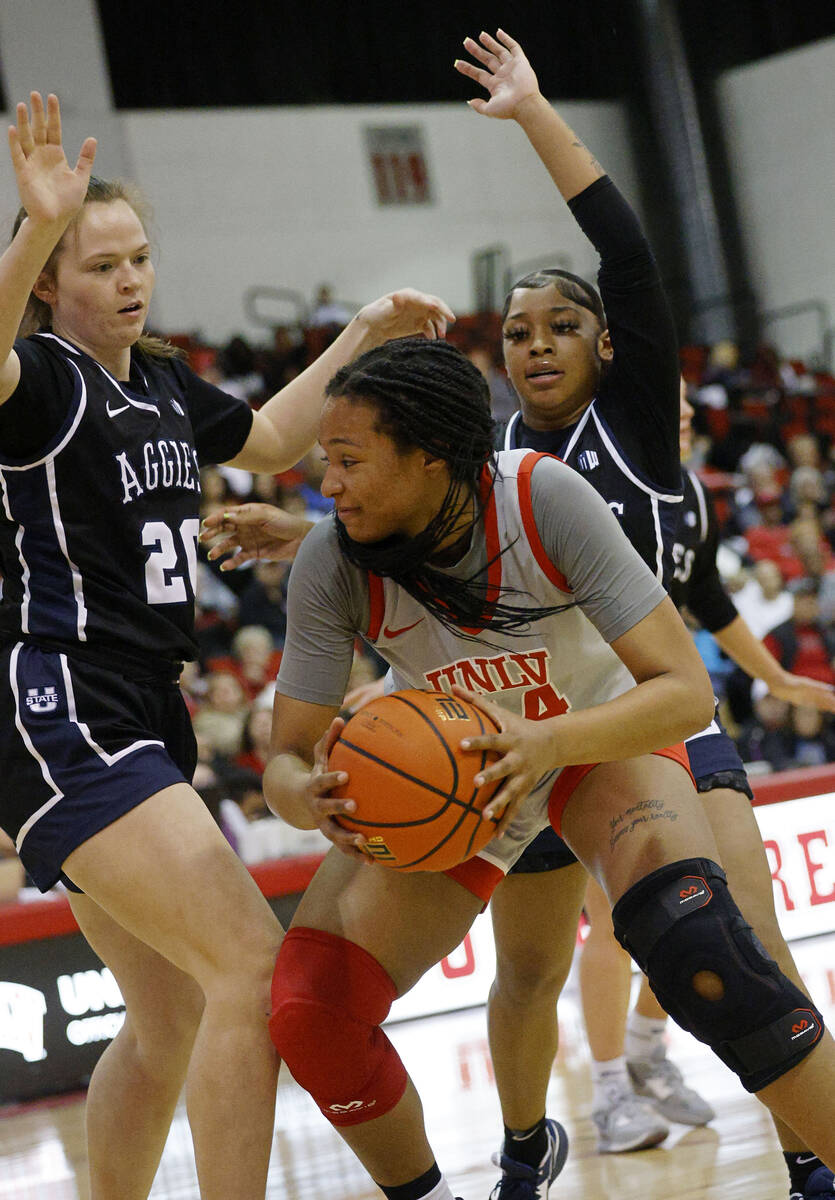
[516,452,572,594]
[366,572,385,640]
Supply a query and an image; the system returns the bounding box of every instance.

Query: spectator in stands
[788,705,835,768]
[236,563,290,645]
[207,624,283,700]
[785,465,830,523]
[215,334,265,404]
[191,671,250,756]
[235,704,274,776]
[309,283,352,329]
[735,684,794,771]
[732,559,794,639]
[765,579,835,688]
[465,340,518,422]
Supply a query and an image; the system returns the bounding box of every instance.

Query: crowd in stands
[3,306,834,894]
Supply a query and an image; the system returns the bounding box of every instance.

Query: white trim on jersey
[684,717,721,743]
[9,644,65,853]
[0,475,32,634]
[588,408,682,503]
[0,360,88,471]
[37,332,81,356]
[46,459,88,642]
[688,468,710,544]
[650,494,664,581]
[59,655,164,765]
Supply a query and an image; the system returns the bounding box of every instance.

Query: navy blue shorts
[508,709,751,876]
[0,643,196,892]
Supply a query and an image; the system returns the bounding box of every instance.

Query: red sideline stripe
[751,764,835,808]
[0,853,326,948]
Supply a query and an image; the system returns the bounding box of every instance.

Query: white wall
[118,100,638,342]
[2,29,833,354]
[718,36,835,363]
[0,93,637,343]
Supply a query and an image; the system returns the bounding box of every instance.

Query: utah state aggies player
[0,91,452,1200]
[455,29,835,1199]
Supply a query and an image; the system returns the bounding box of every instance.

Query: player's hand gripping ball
[328,689,502,870]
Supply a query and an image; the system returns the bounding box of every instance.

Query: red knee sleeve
[270,927,407,1127]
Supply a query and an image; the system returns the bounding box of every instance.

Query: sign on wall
[364,126,432,205]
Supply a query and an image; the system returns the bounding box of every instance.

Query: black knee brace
[611,858,825,1092]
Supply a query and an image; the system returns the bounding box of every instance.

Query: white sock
[421,1178,455,1200]
[591,1055,630,1109]
[625,1011,667,1062]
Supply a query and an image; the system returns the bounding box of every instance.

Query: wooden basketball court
[1,930,833,1199]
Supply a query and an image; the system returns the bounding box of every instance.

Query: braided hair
[326,337,576,639]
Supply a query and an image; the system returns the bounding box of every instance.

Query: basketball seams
[329,688,502,871]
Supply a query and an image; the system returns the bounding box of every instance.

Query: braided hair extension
[325,337,577,640]
[501,267,606,327]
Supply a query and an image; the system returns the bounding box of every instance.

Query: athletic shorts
[446,743,691,905]
[509,708,750,877]
[0,642,196,892]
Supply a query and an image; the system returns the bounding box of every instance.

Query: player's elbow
[675,660,715,740]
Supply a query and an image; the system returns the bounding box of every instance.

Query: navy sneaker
[489,1118,569,1199]
[804,1165,835,1197]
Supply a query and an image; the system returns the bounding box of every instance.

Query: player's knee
[491,936,571,1003]
[612,859,825,1093]
[269,927,407,1125]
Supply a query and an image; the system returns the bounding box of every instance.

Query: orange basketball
[328,689,502,871]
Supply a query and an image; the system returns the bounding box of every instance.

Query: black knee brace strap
[611,858,824,1092]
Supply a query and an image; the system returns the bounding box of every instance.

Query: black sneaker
[489,1118,569,1199]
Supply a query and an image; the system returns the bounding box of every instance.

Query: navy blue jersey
[0,333,252,675]
[500,177,683,586]
[669,467,737,633]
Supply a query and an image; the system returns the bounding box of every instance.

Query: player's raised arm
[1,93,96,402]
[455,28,604,201]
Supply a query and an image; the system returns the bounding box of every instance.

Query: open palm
[454,29,540,120]
[8,92,96,226]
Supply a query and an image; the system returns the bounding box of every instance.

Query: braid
[327,337,577,639]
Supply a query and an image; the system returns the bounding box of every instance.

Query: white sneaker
[627,1053,715,1126]
[592,1084,669,1154]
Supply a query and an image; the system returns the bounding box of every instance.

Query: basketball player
[0,92,452,1200]
[575,391,835,1196]
[454,29,835,1198]
[248,333,835,1200]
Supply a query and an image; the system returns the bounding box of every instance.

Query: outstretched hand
[451,685,558,835]
[454,29,541,120]
[769,671,835,714]
[199,503,313,569]
[8,92,96,227]
[355,288,455,343]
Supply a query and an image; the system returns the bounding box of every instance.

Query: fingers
[75,136,97,176]
[45,93,61,146]
[15,100,34,156]
[451,683,504,727]
[29,92,46,145]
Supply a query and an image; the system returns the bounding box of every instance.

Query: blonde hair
[12,176,181,360]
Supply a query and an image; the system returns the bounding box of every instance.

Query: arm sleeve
[0,338,74,458]
[529,456,667,642]
[569,177,681,491]
[171,358,254,466]
[679,489,739,633]
[275,518,371,706]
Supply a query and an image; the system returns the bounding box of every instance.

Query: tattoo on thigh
[609,798,679,852]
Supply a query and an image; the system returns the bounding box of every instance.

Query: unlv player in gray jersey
[212,334,835,1200]
[0,90,452,1200]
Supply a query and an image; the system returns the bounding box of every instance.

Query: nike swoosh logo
[382,618,424,639]
[106,401,131,418]
[795,1155,818,1165]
